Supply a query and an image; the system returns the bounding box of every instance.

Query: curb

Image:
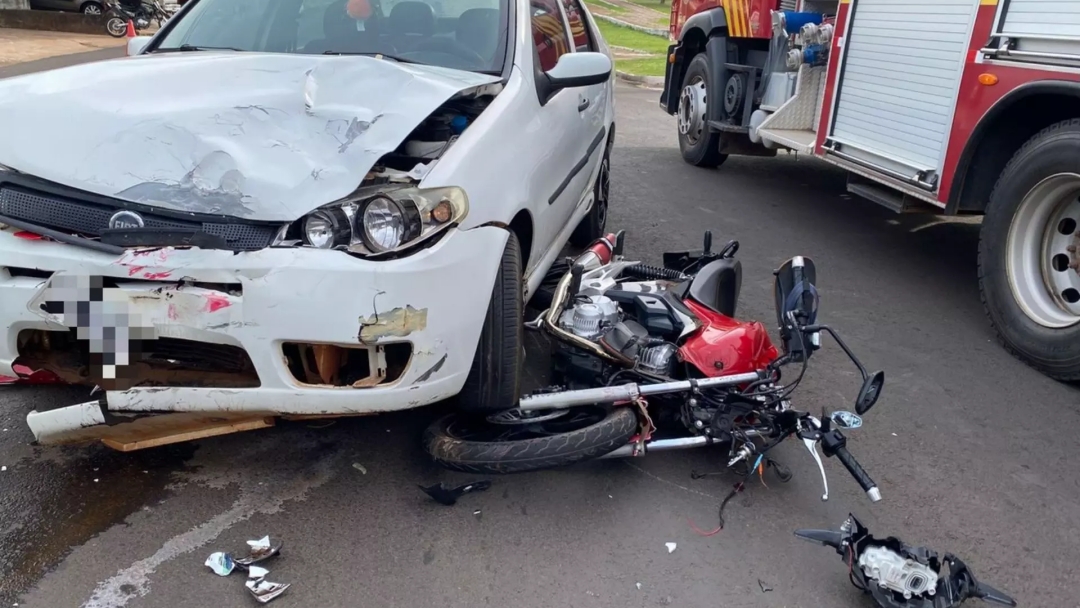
[593,13,669,38]
[616,70,664,89]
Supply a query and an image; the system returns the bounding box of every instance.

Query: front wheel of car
[569,140,611,248]
[81,1,104,14]
[457,231,523,413]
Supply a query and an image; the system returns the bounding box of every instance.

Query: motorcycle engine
[552,287,683,386]
[558,295,620,341]
[857,546,940,600]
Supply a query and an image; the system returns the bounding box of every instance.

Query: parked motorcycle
[424,230,886,505]
[104,0,173,37]
[795,514,1017,607]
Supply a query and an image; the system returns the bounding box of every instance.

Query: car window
[155,0,507,74]
[560,0,593,52]
[530,0,570,72]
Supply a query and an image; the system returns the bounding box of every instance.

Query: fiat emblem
[108,210,145,229]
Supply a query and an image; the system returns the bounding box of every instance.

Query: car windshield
[155,0,508,73]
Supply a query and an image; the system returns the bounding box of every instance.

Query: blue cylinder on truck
[781,11,823,35]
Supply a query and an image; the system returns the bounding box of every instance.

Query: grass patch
[623,0,669,14]
[615,56,667,77]
[590,0,628,14]
[595,19,670,54]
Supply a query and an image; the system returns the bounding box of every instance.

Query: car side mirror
[546,52,612,88]
[127,36,152,56]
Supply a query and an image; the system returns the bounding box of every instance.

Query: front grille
[0,186,278,251]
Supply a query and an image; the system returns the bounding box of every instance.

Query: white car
[0,0,615,447]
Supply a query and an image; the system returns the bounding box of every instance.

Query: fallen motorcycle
[424,230,886,504]
[795,514,1018,607]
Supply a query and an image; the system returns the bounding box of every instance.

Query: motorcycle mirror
[855,370,885,415]
[773,256,819,358]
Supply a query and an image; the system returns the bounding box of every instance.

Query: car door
[526,0,593,254]
[559,0,608,214]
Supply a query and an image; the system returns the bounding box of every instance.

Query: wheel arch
[661,8,727,115]
[948,81,1080,215]
[508,209,533,271]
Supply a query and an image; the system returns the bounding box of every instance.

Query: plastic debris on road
[758,579,773,592]
[352,463,367,474]
[665,542,677,553]
[246,574,291,604]
[419,480,492,506]
[205,552,235,577]
[236,536,283,567]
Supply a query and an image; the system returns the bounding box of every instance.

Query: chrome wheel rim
[677,76,707,144]
[1006,172,1080,328]
[83,4,102,13]
[106,17,127,35]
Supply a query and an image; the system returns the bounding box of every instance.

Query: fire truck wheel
[677,54,728,168]
[979,118,1080,381]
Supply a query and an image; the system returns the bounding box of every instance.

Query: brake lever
[799,417,829,501]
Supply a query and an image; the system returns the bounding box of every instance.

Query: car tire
[457,231,524,412]
[569,137,611,248]
[979,118,1080,381]
[677,54,727,168]
[423,406,638,474]
[81,1,104,14]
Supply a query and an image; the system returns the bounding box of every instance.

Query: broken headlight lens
[284,186,469,256]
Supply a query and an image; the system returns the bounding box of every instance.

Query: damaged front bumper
[0,225,509,445]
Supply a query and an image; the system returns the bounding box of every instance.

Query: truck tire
[423,405,638,474]
[458,232,524,412]
[677,53,727,168]
[979,118,1080,381]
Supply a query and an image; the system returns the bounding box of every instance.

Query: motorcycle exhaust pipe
[540,234,627,365]
[599,429,766,459]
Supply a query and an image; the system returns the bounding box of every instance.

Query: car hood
[0,53,500,222]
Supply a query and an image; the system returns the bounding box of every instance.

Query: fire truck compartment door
[826,0,978,190]
[996,0,1080,60]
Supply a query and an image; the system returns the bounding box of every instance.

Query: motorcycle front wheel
[105,17,128,37]
[423,405,638,474]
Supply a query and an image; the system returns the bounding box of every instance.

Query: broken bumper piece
[1,225,508,444]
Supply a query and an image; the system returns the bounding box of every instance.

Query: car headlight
[281,186,468,256]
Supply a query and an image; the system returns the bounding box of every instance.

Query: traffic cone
[125,19,136,38]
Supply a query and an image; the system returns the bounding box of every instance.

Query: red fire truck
[660,0,1080,381]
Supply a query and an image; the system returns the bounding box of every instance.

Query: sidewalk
[0,28,125,67]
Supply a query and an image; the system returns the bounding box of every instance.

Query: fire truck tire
[677,54,727,168]
[979,118,1080,381]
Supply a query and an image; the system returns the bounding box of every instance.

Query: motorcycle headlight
[283,186,468,256]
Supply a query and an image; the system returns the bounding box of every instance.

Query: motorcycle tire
[106,17,128,37]
[423,405,638,474]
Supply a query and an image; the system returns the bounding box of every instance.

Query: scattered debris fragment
[247,566,269,579]
[419,480,492,506]
[205,552,235,577]
[93,479,99,483]
[246,573,291,604]
[473,509,482,520]
[236,536,282,567]
[352,463,368,474]
[636,582,642,590]
[1,466,6,472]
[665,542,677,554]
[758,579,772,592]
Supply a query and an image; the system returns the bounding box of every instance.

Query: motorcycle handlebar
[833,445,880,503]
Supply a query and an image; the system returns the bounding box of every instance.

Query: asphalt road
[2,52,1079,608]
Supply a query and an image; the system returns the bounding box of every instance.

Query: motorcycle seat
[687,257,742,318]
